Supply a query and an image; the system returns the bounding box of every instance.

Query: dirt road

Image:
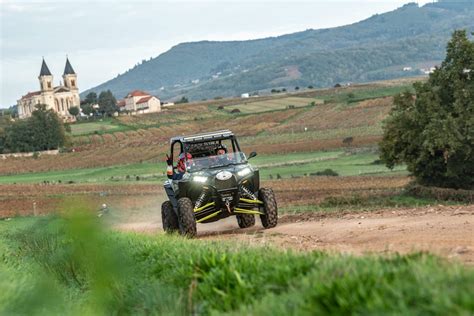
[116,204,474,264]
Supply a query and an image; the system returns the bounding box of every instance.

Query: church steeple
[63,57,76,75]
[39,58,53,92]
[62,57,78,90]
[39,58,52,76]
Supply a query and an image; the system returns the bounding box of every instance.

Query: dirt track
[116,205,474,264]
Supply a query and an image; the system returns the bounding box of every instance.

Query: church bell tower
[62,57,78,91]
[38,58,53,92]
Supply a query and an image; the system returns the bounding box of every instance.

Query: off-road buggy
[161,130,278,237]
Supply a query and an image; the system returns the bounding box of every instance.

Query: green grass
[251,150,342,166]
[257,150,406,179]
[225,97,323,114]
[324,85,414,104]
[1,214,473,315]
[244,124,384,145]
[0,150,403,184]
[70,119,131,136]
[0,162,164,184]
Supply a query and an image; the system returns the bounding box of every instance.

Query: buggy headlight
[193,176,208,183]
[238,167,252,177]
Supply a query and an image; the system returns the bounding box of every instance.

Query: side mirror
[248,151,257,159]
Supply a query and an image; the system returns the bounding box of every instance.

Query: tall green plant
[380,30,474,189]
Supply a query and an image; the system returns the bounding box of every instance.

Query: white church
[17,58,80,121]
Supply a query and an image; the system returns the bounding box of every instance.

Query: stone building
[118,90,161,114]
[17,58,80,120]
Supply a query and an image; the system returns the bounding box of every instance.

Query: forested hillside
[83,1,474,101]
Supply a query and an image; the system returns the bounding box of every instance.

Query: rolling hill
[83,1,474,101]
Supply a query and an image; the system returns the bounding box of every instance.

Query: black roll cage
[170,130,242,165]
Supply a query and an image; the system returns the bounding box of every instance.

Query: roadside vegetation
[1,211,473,315]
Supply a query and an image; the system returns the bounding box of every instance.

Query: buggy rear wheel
[236,213,255,228]
[177,197,197,237]
[161,201,179,233]
[259,188,278,229]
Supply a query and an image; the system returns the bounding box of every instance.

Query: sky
[0,0,432,108]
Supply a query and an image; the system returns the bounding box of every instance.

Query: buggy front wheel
[259,188,278,229]
[177,197,197,237]
[161,201,179,233]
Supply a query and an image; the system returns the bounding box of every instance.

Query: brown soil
[116,204,474,265]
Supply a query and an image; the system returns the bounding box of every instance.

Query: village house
[17,58,80,121]
[117,90,161,114]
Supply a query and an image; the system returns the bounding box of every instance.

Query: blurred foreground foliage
[0,202,473,315]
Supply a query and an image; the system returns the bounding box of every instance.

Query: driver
[215,144,227,156]
[213,144,233,164]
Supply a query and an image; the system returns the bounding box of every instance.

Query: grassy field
[0,214,472,315]
[257,151,406,179]
[0,150,405,184]
[1,81,413,175]
[225,96,324,114]
[0,162,162,184]
[322,84,414,104]
[70,119,131,136]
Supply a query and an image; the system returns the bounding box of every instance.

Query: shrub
[342,136,353,146]
[217,105,224,110]
[176,96,189,104]
[310,169,339,176]
[405,183,474,203]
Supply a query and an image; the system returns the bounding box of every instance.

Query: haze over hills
[83,1,474,102]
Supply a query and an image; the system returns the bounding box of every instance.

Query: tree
[81,103,95,116]
[0,127,6,154]
[380,30,474,189]
[176,96,189,104]
[68,106,80,117]
[29,104,66,151]
[98,90,118,116]
[4,104,66,152]
[84,92,98,105]
[5,120,34,153]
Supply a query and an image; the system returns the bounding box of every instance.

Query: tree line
[79,90,118,118]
